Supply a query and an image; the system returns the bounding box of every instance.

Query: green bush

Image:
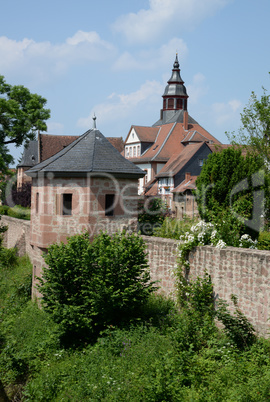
[257,231,270,250]
[7,205,30,220]
[0,205,9,215]
[216,295,256,350]
[38,231,157,342]
[153,216,198,240]
[138,197,168,236]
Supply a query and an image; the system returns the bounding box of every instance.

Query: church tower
[153,54,192,129]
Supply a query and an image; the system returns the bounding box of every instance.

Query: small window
[105,194,115,216]
[168,98,174,109]
[137,145,140,156]
[62,193,72,216]
[133,146,136,157]
[199,159,204,167]
[143,170,148,186]
[36,192,39,213]
[177,99,182,109]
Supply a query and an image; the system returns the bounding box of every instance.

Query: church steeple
[162,54,188,112]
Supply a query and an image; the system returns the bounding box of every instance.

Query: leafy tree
[195,147,267,238]
[38,231,156,342]
[0,75,50,174]
[228,81,270,161]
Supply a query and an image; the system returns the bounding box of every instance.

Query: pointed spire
[173,53,179,69]
[92,113,97,129]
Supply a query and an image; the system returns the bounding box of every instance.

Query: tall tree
[228,78,270,164]
[0,75,50,174]
[195,147,267,239]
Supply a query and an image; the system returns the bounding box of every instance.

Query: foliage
[38,231,157,342]
[257,231,270,250]
[138,197,168,235]
[0,204,30,220]
[3,181,32,208]
[153,216,198,240]
[7,205,31,220]
[1,251,269,401]
[216,295,256,350]
[195,147,266,237]
[228,82,270,164]
[178,221,226,272]
[0,75,50,174]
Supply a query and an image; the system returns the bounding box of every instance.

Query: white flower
[216,240,226,249]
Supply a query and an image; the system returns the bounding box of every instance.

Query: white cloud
[212,99,242,126]
[113,37,188,71]
[187,73,208,104]
[0,31,116,84]
[113,0,232,44]
[77,80,163,129]
[46,121,65,135]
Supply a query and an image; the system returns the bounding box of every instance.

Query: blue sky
[1,0,270,166]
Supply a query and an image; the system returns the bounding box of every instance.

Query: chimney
[185,172,191,182]
[183,110,188,130]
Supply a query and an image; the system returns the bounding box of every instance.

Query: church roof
[26,129,145,178]
[152,109,198,126]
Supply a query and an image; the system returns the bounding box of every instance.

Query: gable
[126,127,140,144]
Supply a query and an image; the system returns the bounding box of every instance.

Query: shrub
[138,197,168,236]
[38,231,157,342]
[3,182,31,208]
[153,216,198,240]
[257,231,270,250]
[216,295,256,350]
[7,205,30,220]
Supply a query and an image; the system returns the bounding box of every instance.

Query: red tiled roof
[107,137,124,153]
[144,180,159,196]
[172,175,198,193]
[39,134,124,162]
[129,126,159,143]
[127,121,221,164]
[40,134,79,162]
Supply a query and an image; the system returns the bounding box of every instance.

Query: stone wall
[143,236,270,337]
[2,217,270,337]
[1,216,31,257]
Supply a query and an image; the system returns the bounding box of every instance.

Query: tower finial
[92,113,97,129]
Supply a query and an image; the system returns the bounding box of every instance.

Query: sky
[1,0,270,167]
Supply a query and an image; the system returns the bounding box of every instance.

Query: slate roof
[156,143,206,178]
[26,129,145,178]
[152,109,198,126]
[17,140,38,167]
